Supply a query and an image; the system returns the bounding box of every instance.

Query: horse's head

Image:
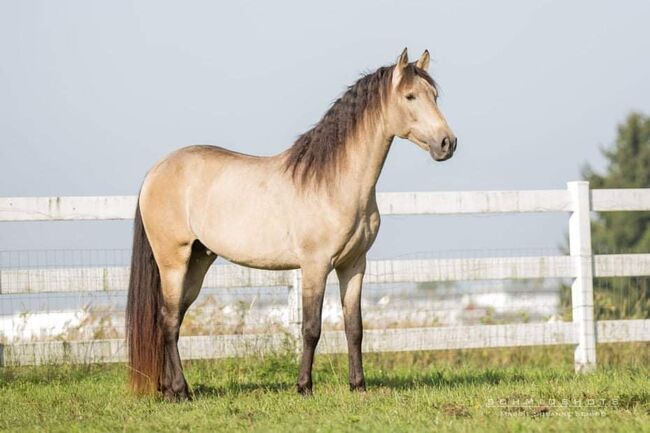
[388,48,457,162]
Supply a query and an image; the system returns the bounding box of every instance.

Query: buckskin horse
[126,48,457,401]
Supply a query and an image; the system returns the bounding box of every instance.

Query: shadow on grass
[366,369,535,391]
[192,381,293,398]
[190,368,553,398]
[0,354,574,395]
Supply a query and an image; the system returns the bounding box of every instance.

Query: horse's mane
[284,62,437,185]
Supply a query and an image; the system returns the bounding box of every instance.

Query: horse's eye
[405,94,416,101]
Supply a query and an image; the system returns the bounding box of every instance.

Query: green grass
[1,344,649,432]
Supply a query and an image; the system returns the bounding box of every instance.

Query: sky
[1,0,650,261]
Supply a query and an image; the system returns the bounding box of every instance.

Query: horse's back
[173,144,264,160]
[138,144,377,271]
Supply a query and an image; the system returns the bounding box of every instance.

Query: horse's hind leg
[158,241,215,401]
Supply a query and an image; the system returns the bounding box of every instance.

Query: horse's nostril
[452,137,458,152]
[441,137,450,151]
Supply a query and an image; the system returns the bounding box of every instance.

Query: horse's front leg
[335,255,366,391]
[296,263,330,395]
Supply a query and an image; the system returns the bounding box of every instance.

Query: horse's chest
[334,209,381,265]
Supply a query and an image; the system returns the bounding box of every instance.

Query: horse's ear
[415,50,430,70]
[393,48,409,86]
[396,47,409,69]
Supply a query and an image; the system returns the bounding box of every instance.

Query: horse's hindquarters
[141,145,300,270]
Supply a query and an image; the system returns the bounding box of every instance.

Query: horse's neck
[336,124,393,206]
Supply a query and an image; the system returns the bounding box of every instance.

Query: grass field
[1,344,649,432]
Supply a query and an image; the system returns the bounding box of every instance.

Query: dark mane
[285,63,437,185]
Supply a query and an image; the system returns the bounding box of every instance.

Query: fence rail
[2,188,649,221]
[1,181,649,370]
[3,320,649,367]
[2,254,650,294]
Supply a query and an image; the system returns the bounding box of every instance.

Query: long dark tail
[126,202,164,394]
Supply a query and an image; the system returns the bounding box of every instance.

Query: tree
[579,112,650,319]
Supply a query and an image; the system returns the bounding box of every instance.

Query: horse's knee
[302,322,321,346]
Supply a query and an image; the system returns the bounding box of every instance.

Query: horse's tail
[126,201,164,394]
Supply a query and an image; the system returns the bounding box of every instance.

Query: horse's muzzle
[430,136,457,161]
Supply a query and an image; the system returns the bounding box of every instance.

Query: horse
[126,48,457,401]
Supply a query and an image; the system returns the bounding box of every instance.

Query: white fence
[1,181,649,371]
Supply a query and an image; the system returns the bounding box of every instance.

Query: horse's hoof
[163,388,192,403]
[296,383,313,397]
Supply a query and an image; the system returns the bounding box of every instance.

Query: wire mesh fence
[2,185,649,368]
[0,248,575,343]
[589,245,650,321]
[1,246,648,367]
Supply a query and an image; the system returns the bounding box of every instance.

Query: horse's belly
[195,203,299,270]
[212,238,299,271]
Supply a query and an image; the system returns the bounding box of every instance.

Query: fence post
[287,269,303,350]
[568,181,597,373]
